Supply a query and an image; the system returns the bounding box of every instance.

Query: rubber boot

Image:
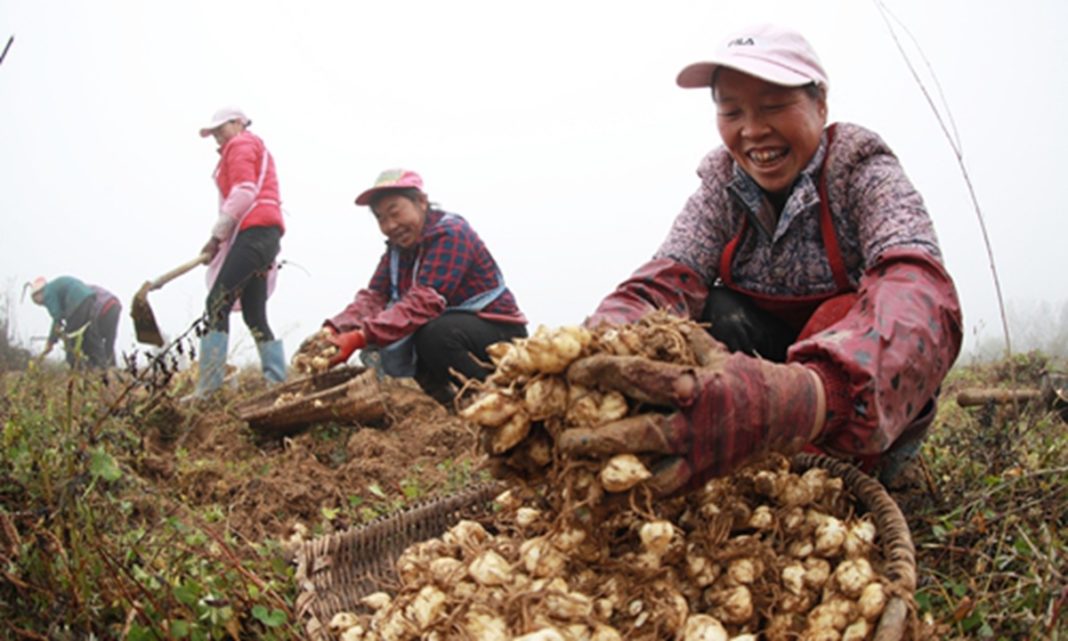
[193,331,229,399]
[257,339,287,385]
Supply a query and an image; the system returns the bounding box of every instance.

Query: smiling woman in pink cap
[191,107,287,400]
[296,169,528,405]
[562,24,964,495]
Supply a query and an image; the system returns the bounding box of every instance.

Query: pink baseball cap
[354,169,425,206]
[676,23,828,91]
[198,106,252,138]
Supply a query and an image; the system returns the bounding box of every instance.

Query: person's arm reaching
[586,258,709,327]
[789,248,962,457]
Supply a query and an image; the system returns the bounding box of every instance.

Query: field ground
[0,347,1064,640]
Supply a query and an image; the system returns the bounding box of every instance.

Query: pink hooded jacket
[211,131,284,237]
[205,131,285,293]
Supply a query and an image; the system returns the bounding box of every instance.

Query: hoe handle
[147,253,211,291]
[956,387,1042,407]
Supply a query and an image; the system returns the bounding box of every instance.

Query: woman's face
[714,68,827,199]
[373,192,429,249]
[211,120,244,147]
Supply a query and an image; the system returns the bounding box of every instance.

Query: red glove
[327,330,366,367]
[559,351,826,496]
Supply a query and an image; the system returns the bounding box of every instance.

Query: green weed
[0,367,300,639]
[910,354,1067,638]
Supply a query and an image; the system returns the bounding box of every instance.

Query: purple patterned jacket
[590,123,963,460]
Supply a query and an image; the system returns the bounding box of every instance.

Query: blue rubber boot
[257,339,287,385]
[193,331,229,399]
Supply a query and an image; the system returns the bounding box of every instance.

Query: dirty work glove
[328,330,366,367]
[559,350,826,496]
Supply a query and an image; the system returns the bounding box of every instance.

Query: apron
[206,147,280,310]
[361,213,507,378]
[720,124,927,476]
[718,124,853,334]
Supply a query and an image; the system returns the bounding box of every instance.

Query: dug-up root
[328,312,911,641]
[292,328,341,376]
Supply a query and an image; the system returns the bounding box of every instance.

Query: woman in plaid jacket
[300,169,527,405]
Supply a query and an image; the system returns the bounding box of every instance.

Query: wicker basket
[294,455,915,640]
[236,366,388,438]
[792,453,916,641]
[293,481,505,640]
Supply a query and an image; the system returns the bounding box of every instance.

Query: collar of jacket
[726,129,831,244]
[215,130,258,155]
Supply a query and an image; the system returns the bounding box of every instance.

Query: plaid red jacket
[329,209,526,345]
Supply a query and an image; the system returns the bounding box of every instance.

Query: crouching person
[297,169,528,405]
[562,24,963,495]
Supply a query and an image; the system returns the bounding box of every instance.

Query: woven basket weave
[293,481,505,640]
[236,366,387,438]
[294,455,915,640]
[792,453,916,641]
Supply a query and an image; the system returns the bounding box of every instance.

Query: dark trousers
[61,297,120,369]
[61,296,95,368]
[205,226,281,341]
[86,303,121,368]
[413,312,527,404]
[699,287,797,363]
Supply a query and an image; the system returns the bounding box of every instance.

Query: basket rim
[235,366,375,422]
[793,452,915,641]
[235,366,369,417]
[792,451,917,592]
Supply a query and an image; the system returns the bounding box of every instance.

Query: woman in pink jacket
[192,107,286,399]
[561,24,963,495]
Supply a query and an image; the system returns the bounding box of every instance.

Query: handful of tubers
[292,328,341,375]
[326,313,909,640]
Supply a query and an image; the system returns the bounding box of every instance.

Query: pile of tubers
[326,313,905,641]
[272,391,302,407]
[292,328,340,375]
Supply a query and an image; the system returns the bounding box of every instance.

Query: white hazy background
[2,0,1065,366]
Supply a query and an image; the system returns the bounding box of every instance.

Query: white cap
[23,276,46,303]
[198,107,251,138]
[676,23,828,91]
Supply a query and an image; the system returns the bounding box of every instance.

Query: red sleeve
[789,248,963,456]
[327,288,388,333]
[586,258,709,326]
[327,252,390,332]
[326,252,448,345]
[360,285,447,345]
